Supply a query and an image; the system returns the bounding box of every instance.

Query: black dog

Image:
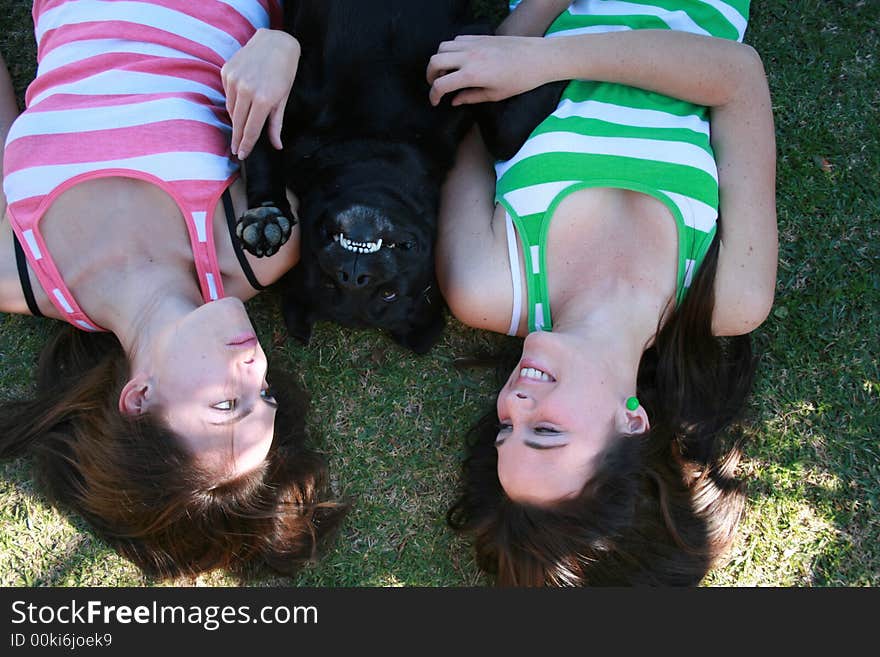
[239,0,565,353]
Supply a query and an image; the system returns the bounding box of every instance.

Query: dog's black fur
[241,0,565,353]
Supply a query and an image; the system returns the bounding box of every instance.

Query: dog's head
[283,138,446,353]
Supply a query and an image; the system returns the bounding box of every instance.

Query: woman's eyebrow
[525,440,566,450]
[494,435,567,450]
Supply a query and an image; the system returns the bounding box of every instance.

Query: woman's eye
[212,399,237,412]
[261,387,278,406]
[534,426,561,435]
[497,422,512,432]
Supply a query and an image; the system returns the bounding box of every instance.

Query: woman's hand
[221,28,300,160]
[427,35,555,106]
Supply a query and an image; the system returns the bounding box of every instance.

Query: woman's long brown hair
[448,232,757,586]
[0,327,348,579]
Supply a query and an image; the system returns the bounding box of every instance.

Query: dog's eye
[381,289,398,303]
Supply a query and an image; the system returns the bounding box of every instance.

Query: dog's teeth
[335,233,383,254]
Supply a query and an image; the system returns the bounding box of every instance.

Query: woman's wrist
[255,28,300,63]
[529,35,573,87]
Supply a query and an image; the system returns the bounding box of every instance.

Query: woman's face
[495,331,623,506]
[143,298,277,479]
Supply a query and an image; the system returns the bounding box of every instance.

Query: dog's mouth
[331,232,415,253]
[333,232,383,254]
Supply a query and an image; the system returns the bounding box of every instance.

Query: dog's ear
[471,80,567,161]
[391,308,445,355]
[279,271,316,345]
[390,282,446,354]
[282,297,315,346]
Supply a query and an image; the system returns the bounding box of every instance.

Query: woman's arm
[706,49,777,335]
[496,0,571,37]
[1,52,29,314]
[434,1,570,333]
[428,31,777,334]
[435,127,515,334]
[0,53,19,218]
[429,29,762,106]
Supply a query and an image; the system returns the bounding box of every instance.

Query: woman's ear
[118,375,153,416]
[615,400,650,435]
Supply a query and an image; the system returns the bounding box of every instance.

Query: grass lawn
[1,0,877,587]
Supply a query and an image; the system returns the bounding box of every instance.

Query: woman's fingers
[428,37,506,105]
[224,83,237,129]
[426,51,465,85]
[267,102,286,151]
[437,34,485,52]
[429,70,472,106]
[237,109,268,160]
[451,88,493,106]
[225,80,290,157]
[229,94,252,158]
[221,62,234,107]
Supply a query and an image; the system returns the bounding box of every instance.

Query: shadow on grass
[724,219,880,586]
[732,402,878,586]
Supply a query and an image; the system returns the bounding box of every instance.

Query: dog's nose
[336,268,372,288]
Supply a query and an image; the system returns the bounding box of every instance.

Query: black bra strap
[12,231,45,318]
[223,188,267,291]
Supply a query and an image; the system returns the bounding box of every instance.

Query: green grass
[1,0,878,587]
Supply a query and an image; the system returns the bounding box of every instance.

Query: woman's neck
[89,263,204,364]
[550,276,668,388]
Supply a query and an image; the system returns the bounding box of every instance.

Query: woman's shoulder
[437,203,519,335]
[0,217,30,315]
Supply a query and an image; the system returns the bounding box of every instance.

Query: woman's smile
[517,363,556,383]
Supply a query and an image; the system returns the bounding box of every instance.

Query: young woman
[429,0,776,585]
[0,1,346,579]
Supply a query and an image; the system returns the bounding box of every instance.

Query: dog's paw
[235,203,295,258]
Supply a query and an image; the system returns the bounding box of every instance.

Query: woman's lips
[227,333,258,348]
[518,359,556,382]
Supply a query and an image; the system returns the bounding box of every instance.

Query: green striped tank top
[498,0,751,333]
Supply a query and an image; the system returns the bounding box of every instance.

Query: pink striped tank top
[3,0,282,331]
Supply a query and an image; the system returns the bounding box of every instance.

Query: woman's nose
[238,344,266,373]
[505,388,536,412]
